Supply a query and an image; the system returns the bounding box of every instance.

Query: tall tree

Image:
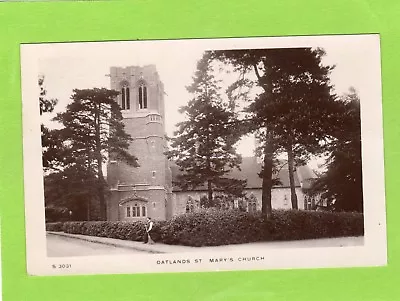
[211,48,336,214]
[39,75,58,115]
[211,49,277,217]
[44,163,98,221]
[248,48,336,209]
[167,54,246,202]
[38,75,61,169]
[53,88,138,220]
[309,88,363,212]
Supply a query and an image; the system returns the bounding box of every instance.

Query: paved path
[47,232,364,257]
[46,233,150,257]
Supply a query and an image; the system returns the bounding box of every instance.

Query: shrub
[160,209,268,246]
[60,221,145,242]
[160,209,363,246]
[46,222,63,232]
[50,220,166,243]
[267,210,364,241]
[45,210,364,247]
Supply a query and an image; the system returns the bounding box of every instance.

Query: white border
[21,34,387,276]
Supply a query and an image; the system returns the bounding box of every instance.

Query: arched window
[121,88,125,110]
[138,84,148,109]
[247,194,258,213]
[120,85,130,110]
[126,87,130,109]
[186,196,197,213]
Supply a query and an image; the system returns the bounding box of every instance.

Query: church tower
[106,65,173,221]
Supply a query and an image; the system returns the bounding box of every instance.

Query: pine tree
[309,88,363,212]
[39,75,58,115]
[44,163,98,221]
[38,75,61,170]
[211,48,337,214]
[52,88,138,220]
[168,54,246,202]
[248,48,336,210]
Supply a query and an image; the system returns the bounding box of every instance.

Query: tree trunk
[205,126,213,205]
[96,155,107,220]
[95,105,107,221]
[287,142,298,210]
[261,137,274,219]
[253,61,274,219]
[207,179,213,205]
[87,198,91,221]
[86,151,92,221]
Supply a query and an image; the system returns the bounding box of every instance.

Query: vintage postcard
[21,34,386,276]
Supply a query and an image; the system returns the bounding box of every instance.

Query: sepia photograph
[21,34,386,276]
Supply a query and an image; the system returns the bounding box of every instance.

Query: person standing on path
[144,217,155,245]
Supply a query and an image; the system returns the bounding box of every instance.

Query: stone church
[106,65,320,222]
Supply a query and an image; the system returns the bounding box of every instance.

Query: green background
[0,1,398,300]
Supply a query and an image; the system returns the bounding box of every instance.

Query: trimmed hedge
[46,222,63,232]
[266,210,364,241]
[160,209,268,246]
[160,209,364,246]
[46,209,364,246]
[46,220,166,242]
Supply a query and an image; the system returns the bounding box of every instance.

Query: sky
[37,35,378,170]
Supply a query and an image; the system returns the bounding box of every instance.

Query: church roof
[170,157,318,192]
